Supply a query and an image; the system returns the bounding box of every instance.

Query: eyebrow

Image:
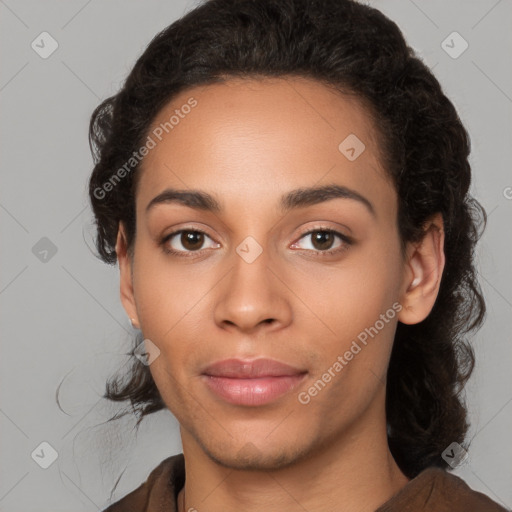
[145,183,376,217]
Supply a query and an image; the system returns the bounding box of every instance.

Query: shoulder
[378,466,509,512]
[100,453,185,512]
[425,467,508,511]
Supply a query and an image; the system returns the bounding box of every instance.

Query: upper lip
[202,358,306,378]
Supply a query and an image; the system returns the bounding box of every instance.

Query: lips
[201,358,307,406]
[202,358,305,378]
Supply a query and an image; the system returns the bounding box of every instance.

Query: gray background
[0,1,511,510]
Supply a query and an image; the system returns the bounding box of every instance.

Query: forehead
[136,76,396,222]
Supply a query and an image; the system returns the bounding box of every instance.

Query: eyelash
[160,226,352,258]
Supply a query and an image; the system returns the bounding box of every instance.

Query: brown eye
[161,229,219,256]
[291,227,352,256]
[180,231,205,251]
[310,230,336,251]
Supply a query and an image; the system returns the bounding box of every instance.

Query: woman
[88,0,507,510]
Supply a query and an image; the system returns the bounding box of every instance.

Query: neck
[177,394,409,512]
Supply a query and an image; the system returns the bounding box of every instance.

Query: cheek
[299,236,402,377]
[131,244,205,330]
[299,238,401,329]
[297,262,400,426]
[130,245,213,385]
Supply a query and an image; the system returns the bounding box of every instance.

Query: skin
[115,77,445,512]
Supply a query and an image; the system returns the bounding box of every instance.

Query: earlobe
[116,223,140,327]
[398,213,446,325]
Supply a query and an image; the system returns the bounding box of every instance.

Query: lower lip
[202,374,306,406]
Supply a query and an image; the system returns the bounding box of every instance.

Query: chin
[200,437,311,471]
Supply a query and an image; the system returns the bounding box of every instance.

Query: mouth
[201,358,308,406]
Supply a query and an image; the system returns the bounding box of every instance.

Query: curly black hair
[87,0,486,479]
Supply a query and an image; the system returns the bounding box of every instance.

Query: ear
[397,212,446,325]
[115,222,140,329]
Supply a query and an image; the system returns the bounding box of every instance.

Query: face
[117,77,442,470]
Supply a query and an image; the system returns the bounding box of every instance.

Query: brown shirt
[102,453,508,511]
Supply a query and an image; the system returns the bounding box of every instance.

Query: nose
[213,242,293,335]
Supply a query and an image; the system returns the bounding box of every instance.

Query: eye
[291,227,352,256]
[160,226,352,258]
[160,229,219,256]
